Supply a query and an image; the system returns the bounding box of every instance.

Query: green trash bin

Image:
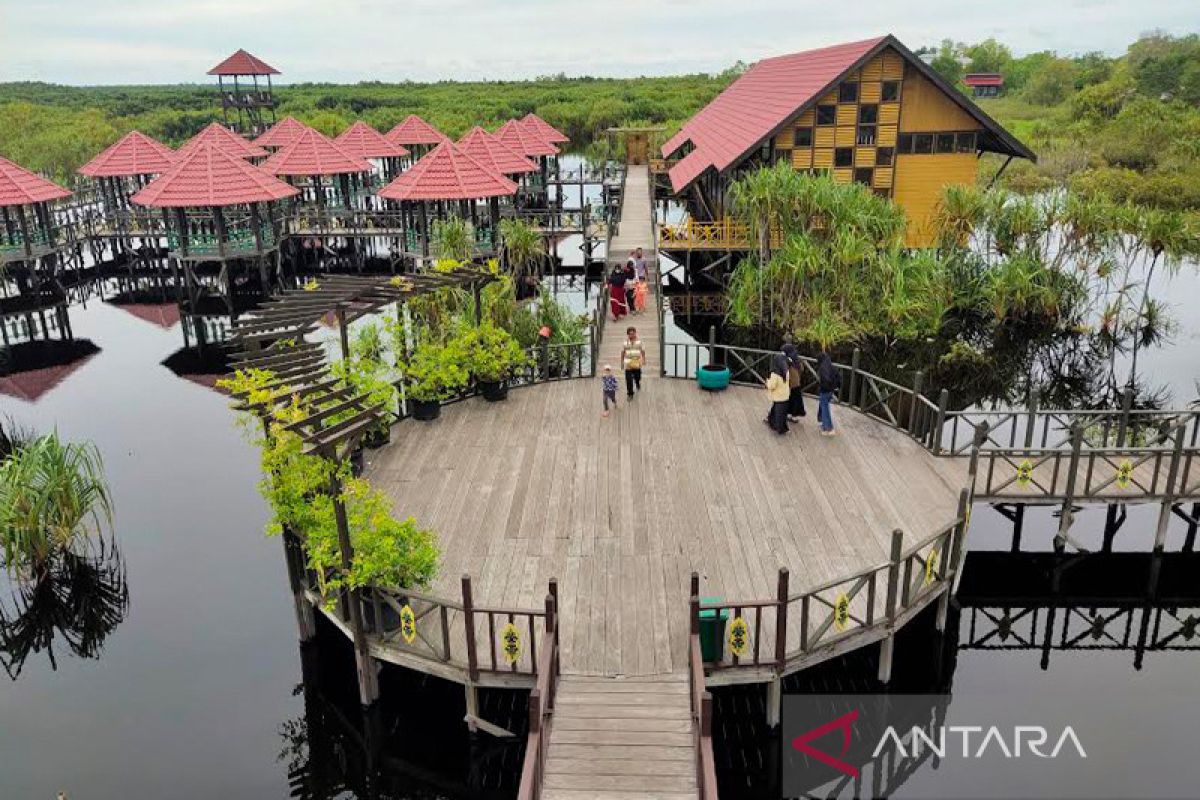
[698,597,729,662]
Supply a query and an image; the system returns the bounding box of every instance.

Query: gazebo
[520,112,570,145]
[457,126,538,179]
[176,122,268,162]
[335,121,410,183]
[131,140,298,350]
[208,49,279,136]
[377,141,516,259]
[253,116,313,151]
[261,127,373,211]
[384,115,446,162]
[496,119,558,200]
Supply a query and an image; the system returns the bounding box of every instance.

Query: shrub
[456,323,528,382]
[401,339,469,402]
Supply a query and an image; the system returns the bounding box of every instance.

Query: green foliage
[965,39,1013,75]
[498,218,545,277]
[929,40,964,84]
[401,339,470,402]
[1024,58,1077,106]
[430,218,473,262]
[456,322,528,382]
[1126,32,1200,103]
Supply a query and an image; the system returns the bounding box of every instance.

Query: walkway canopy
[335,121,410,160]
[207,49,280,76]
[260,128,372,177]
[457,126,538,176]
[377,141,516,201]
[131,140,298,208]
[78,131,175,178]
[0,157,72,207]
[177,122,268,161]
[521,112,569,145]
[253,116,313,150]
[495,119,558,158]
[385,115,446,147]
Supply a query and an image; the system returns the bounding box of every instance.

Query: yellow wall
[893,153,977,246]
[898,69,978,132]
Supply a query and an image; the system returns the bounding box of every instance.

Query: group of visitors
[764,336,840,436]
[601,327,646,417]
[607,247,649,321]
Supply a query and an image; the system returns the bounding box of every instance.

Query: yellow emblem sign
[924,549,940,586]
[833,593,851,631]
[1015,459,1034,486]
[1115,459,1133,489]
[500,622,522,664]
[727,616,750,657]
[399,604,417,645]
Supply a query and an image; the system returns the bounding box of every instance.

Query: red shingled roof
[177,123,267,161]
[0,157,72,207]
[964,73,1004,87]
[495,119,558,158]
[131,140,299,208]
[521,112,569,144]
[457,126,538,175]
[261,128,372,176]
[207,49,280,76]
[662,36,885,192]
[385,115,447,146]
[335,121,410,160]
[377,141,517,201]
[78,130,175,178]
[253,116,313,149]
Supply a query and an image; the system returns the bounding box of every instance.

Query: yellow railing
[657,216,783,250]
[648,157,678,174]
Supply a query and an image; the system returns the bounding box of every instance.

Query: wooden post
[462,574,479,683]
[774,568,788,668]
[329,469,379,705]
[1154,425,1186,552]
[884,529,903,622]
[849,348,861,409]
[932,389,950,455]
[766,674,782,729]
[589,311,597,373]
[1117,388,1133,447]
[708,324,716,366]
[335,307,350,362]
[1057,426,1084,545]
[1024,394,1039,449]
[909,370,924,435]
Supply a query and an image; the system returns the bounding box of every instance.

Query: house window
[913,134,934,154]
[881,81,900,102]
[774,148,792,164]
[876,146,894,166]
[838,82,859,103]
[936,133,956,153]
[854,167,874,185]
[857,126,876,146]
[795,126,814,147]
[834,147,854,167]
[816,105,836,125]
[859,104,878,124]
[897,133,914,153]
[956,132,977,153]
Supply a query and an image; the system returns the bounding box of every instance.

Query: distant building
[963,73,1004,98]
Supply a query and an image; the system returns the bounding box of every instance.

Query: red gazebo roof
[385,115,447,146]
[335,121,410,160]
[207,49,280,76]
[261,128,372,176]
[0,157,72,208]
[521,112,569,144]
[131,141,299,208]
[78,131,175,178]
[377,141,516,201]
[495,119,558,158]
[177,123,268,161]
[457,126,538,175]
[253,116,313,149]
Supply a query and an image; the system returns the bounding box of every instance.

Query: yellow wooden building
[658,34,1034,248]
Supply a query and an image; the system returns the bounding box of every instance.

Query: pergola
[253,116,314,151]
[385,115,446,162]
[335,121,410,183]
[176,122,268,162]
[260,127,373,211]
[376,141,516,259]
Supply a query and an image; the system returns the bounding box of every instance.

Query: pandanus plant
[498,218,545,279]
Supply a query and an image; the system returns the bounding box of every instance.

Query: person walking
[764,352,791,434]
[633,247,648,282]
[816,351,841,436]
[607,264,628,321]
[633,277,648,313]
[782,337,807,422]
[622,327,646,398]
[601,364,618,417]
[623,258,637,318]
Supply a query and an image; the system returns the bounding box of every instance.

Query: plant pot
[478,379,509,402]
[363,424,391,449]
[697,363,731,391]
[411,399,441,421]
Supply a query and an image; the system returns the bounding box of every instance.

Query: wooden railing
[687,597,719,800]
[516,584,560,800]
[657,216,783,250]
[648,157,678,175]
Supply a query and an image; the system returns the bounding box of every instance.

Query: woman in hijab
[607,264,628,321]
[816,351,841,436]
[781,337,807,422]
[764,351,791,435]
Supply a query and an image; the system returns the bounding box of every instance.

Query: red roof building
[253,116,313,150]
[495,119,558,158]
[177,123,268,161]
[385,115,447,146]
[377,141,516,201]
[0,157,72,207]
[963,73,1004,97]
[131,141,299,208]
[335,121,410,160]
[78,131,175,178]
[207,49,280,76]
[457,126,538,176]
[520,112,569,145]
[260,128,372,176]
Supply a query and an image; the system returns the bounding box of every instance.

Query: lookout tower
[207,49,280,137]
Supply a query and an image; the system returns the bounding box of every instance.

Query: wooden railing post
[708,324,717,367]
[589,310,597,374]
[774,567,789,668]
[932,389,950,455]
[909,370,924,435]
[1025,394,1039,449]
[1057,426,1084,544]
[949,488,970,574]
[849,348,861,409]
[884,529,903,619]
[1117,388,1133,447]
[462,574,479,683]
[1154,424,1186,552]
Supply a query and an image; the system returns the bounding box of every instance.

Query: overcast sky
[1,0,1195,85]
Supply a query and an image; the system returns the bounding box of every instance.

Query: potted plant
[401,340,469,421]
[459,323,528,401]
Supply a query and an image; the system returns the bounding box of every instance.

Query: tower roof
[253,116,313,149]
[131,140,299,208]
[260,128,372,176]
[0,156,72,207]
[177,122,268,161]
[457,126,538,175]
[520,112,569,144]
[385,115,447,146]
[335,121,410,160]
[207,49,280,76]
[78,130,176,178]
[377,141,516,202]
[495,119,558,158]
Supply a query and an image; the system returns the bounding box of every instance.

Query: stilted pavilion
[377,141,516,259]
[495,119,558,203]
[457,126,538,179]
[0,157,74,345]
[334,121,410,183]
[520,112,570,145]
[253,116,314,151]
[131,140,298,351]
[261,127,373,211]
[384,115,446,163]
[208,49,279,137]
[176,122,268,162]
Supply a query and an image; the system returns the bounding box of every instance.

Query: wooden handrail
[516,585,559,800]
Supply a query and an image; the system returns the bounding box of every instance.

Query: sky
[1,0,1196,85]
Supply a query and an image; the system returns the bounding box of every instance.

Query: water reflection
[0,338,100,401]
